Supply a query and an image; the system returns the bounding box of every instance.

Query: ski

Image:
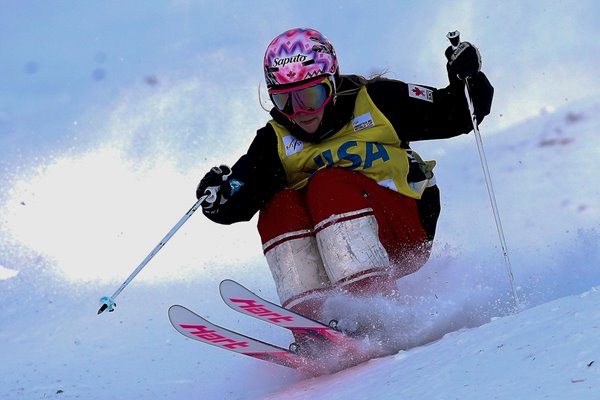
[168,305,308,369]
[219,279,350,348]
[170,281,374,374]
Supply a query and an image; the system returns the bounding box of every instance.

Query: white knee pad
[263,229,331,307]
[314,208,390,285]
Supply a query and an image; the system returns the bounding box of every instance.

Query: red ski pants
[258,168,431,315]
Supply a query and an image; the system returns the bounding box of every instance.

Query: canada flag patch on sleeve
[408,84,434,103]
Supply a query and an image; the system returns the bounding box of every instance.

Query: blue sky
[2,1,598,141]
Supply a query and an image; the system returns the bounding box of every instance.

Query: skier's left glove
[445,41,482,81]
[196,165,235,216]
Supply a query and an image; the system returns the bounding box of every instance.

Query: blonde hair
[336,71,390,97]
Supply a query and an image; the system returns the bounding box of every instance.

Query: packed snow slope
[2,1,600,399]
[1,97,599,399]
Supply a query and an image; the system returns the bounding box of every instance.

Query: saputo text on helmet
[272,54,308,67]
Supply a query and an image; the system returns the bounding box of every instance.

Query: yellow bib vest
[269,86,432,200]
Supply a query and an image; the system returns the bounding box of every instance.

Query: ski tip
[168,304,192,319]
[219,279,236,288]
[168,305,185,327]
[168,304,182,314]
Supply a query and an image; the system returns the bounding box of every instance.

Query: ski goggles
[268,76,335,119]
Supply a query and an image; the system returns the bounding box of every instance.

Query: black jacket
[205,72,494,224]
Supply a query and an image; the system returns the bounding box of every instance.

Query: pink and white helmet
[264,28,338,89]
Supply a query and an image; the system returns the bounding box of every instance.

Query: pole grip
[447,30,461,48]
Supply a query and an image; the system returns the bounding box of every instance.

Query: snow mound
[268,286,600,400]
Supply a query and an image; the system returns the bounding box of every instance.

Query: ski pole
[447,31,520,308]
[97,193,209,315]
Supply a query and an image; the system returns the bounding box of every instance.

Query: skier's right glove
[445,41,482,82]
[196,165,233,216]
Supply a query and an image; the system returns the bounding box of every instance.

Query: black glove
[196,165,233,215]
[445,41,481,81]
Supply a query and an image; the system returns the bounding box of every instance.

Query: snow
[269,288,600,400]
[1,1,600,399]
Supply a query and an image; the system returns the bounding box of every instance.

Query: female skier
[196,28,493,323]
